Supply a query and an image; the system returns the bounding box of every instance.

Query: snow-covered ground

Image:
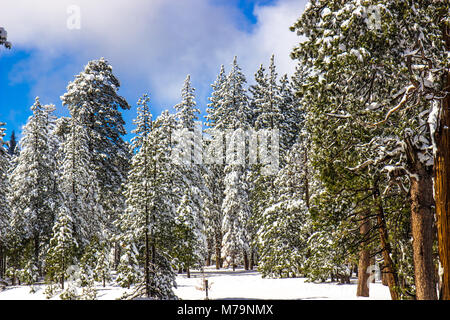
[175,266,390,300]
[0,266,390,300]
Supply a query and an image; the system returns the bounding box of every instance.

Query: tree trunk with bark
[373,182,400,300]
[215,231,222,270]
[404,137,438,300]
[243,250,249,271]
[434,22,450,300]
[410,170,437,299]
[357,212,371,297]
[249,250,255,270]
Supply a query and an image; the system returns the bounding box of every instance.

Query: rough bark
[357,213,371,297]
[410,170,437,299]
[382,267,389,286]
[373,182,400,300]
[370,258,376,283]
[243,250,249,271]
[404,136,438,300]
[249,250,255,270]
[434,23,450,300]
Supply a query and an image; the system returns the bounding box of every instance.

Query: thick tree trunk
[215,231,222,270]
[232,248,236,272]
[409,168,437,300]
[357,213,371,297]
[382,267,389,286]
[249,250,255,270]
[434,23,450,300]
[304,151,310,209]
[114,242,121,271]
[243,250,249,271]
[34,236,40,276]
[373,182,400,300]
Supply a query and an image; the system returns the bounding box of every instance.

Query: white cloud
[0,0,307,117]
[231,0,306,80]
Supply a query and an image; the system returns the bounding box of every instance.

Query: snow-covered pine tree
[216,57,252,271]
[118,96,177,299]
[8,97,59,279]
[279,72,301,154]
[219,57,252,130]
[174,75,201,129]
[253,55,284,131]
[174,190,204,278]
[248,55,286,270]
[290,0,448,299]
[248,64,266,128]
[173,75,207,275]
[222,164,249,271]
[202,163,224,269]
[61,57,130,245]
[46,205,78,290]
[206,65,227,130]
[204,65,227,269]
[257,141,310,278]
[115,94,152,290]
[92,231,112,288]
[58,115,102,248]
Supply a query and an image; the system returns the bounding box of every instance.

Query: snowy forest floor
[0,266,390,300]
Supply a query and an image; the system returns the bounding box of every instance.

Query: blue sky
[0,0,306,142]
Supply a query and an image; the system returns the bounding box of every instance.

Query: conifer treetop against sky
[0,0,307,140]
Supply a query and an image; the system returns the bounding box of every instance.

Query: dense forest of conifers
[0,0,449,300]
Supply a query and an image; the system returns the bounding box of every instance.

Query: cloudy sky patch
[0,0,306,138]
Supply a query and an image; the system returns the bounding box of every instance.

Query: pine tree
[222,163,249,271]
[202,163,224,269]
[279,72,301,153]
[290,0,448,299]
[257,141,310,278]
[93,232,112,288]
[59,115,102,247]
[7,131,18,156]
[253,55,283,131]
[248,55,287,270]
[206,65,227,130]
[248,64,266,128]
[61,58,130,244]
[173,75,207,274]
[46,205,78,289]
[118,96,177,299]
[209,57,252,131]
[174,75,201,129]
[174,190,204,277]
[214,57,252,271]
[9,97,59,278]
[204,65,228,269]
